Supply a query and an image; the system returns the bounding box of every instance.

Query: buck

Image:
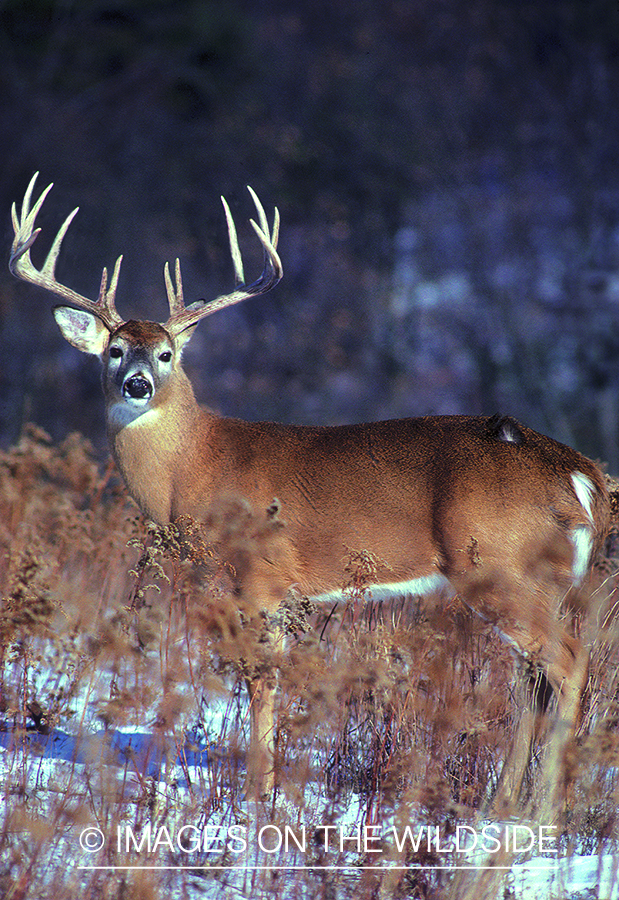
[10,173,610,806]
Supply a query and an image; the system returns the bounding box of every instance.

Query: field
[2,426,619,899]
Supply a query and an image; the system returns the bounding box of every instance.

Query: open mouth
[122,373,153,402]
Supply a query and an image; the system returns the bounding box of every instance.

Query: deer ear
[174,322,199,353]
[171,298,206,352]
[53,306,110,357]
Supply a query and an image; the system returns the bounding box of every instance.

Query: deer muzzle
[123,372,153,402]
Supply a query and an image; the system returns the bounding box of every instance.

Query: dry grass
[1,427,619,899]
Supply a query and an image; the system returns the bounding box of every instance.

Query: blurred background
[1,0,619,469]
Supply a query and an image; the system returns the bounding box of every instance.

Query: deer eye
[158,351,172,362]
[109,346,123,359]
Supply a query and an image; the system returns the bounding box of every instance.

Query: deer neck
[107,369,213,523]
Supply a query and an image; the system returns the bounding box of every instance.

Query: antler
[10,175,282,338]
[10,172,124,332]
[163,185,283,336]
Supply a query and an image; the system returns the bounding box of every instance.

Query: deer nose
[123,372,153,401]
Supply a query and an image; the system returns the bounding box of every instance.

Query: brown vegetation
[1,428,619,899]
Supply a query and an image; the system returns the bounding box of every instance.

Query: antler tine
[222,195,245,286]
[246,185,279,248]
[164,187,283,336]
[9,172,124,332]
[248,214,282,292]
[97,255,124,317]
[164,257,184,316]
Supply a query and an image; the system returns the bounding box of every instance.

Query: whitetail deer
[10,173,610,806]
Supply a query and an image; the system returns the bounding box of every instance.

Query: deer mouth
[123,372,153,403]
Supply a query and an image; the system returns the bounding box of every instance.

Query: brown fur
[104,347,609,801]
[11,177,610,805]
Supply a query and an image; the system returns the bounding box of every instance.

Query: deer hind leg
[494,665,539,811]
[503,528,593,814]
[537,630,589,818]
[446,512,594,814]
[491,614,588,816]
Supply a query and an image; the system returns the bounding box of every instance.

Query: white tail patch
[571,471,596,524]
[570,525,593,584]
[569,472,597,584]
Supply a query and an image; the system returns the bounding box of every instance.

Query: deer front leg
[241,606,285,801]
[245,669,278,800]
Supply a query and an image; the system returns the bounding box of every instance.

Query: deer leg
[242,613,284,801]
[245,670,278,800]
[493,623,587,816]
[451,547,587,815]
[492,665,539,813]
[537,632,589,818]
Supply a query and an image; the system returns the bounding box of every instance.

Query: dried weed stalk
[2,429,619,899]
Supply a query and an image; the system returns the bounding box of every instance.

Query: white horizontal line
[78,864,557,872]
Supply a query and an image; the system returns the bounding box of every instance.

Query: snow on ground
[511,853,619,899]
[2,647,618,899]
[2,725,619,899]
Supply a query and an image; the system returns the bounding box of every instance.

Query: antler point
[9,178,123,331]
